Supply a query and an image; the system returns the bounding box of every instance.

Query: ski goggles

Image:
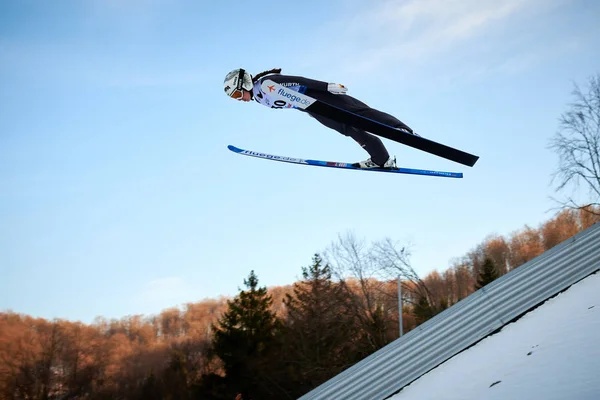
[229,69,246,100]
[230,88,244,100]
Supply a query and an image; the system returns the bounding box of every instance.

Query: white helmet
[223,68,253,99]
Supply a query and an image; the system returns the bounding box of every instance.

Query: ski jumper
[252,73,413,165]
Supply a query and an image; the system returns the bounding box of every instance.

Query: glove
[327,83,348,95]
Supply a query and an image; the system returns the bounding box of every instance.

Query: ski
[228,145,463,178]
[261,79,480,167]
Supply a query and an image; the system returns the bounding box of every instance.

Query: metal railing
[298,222,600,400]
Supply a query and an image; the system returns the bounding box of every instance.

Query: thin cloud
[315,0,569,77]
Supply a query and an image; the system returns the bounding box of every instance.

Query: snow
[390,271,600,400]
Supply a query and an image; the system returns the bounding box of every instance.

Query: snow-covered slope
[390,271,600,400]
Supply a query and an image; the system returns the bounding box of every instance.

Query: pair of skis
[228,79,479,178]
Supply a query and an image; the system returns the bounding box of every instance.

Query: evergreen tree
[413,294,434,325]
[474,257,500,290]
[211,270,281,399]
[282,254,357,396]
[366,303,387,351]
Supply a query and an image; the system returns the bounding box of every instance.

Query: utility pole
[398,276,403,337]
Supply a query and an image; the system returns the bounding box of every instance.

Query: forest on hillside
[1,207,598,400]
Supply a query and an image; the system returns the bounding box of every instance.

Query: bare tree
[323,233,430,346]
[549,73,600,215]
[323,233,391,350]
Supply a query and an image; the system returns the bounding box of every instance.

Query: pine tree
[474,257,500,290]
[413,294,434,325]
[283,254,357,395]
[212,270,281,399]
[367,303,387,350]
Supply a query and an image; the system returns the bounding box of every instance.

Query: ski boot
[397,127,421,137]
[352,156,397,169]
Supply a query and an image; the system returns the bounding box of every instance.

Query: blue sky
[1,0,599,324]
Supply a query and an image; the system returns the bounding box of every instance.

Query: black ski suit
[251,73,413,165]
